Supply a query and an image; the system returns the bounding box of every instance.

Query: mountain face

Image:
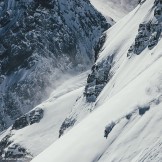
[1,0,162,162]
[0,0,109,131]
[26,0,162,161]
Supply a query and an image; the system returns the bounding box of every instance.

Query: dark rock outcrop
[138,105,150,116]
[59,118,76,138]
[0,133,32,160]
[128,0,162,57]
[94,33,107,61]
[12,108,44,130]
[84,55,114,102]
[0,134,12,157]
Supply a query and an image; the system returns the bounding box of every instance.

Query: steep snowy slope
[57,0,154,137]
[0,0,109,131]
[0,71,89,160]
[30,0,162,161]
[90,0,139,21]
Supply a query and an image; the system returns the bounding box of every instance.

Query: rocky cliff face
[84,54,114,102]
[128,0,162,56]
[0,0,109,131]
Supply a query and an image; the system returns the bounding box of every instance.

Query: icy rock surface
[59,118,76,138]
[2,144,32,160]
[128,0,162,56]
[0,134,32,160]
[12,108,44,130]
[84,55,114,102]
[0,0,109,131]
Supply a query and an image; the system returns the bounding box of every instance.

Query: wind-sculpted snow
[104,95,162,139]
[0,0,109,131]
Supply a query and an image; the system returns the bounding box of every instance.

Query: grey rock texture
[0,133,32,160]
[128,0,162,56]
[59,118,76,138]
[12,107,44,130]
[84,55,114,102]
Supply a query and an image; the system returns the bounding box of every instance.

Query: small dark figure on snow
[104,121,115,139]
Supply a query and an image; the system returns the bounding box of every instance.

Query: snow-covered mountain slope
[90,0,139,22]
[57,0,155,137]
[0,71,89,160]
[29,0,162,161]
[0,0,109,131]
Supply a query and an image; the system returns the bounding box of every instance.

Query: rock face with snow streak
[12,107,44,130]
[59,118,76,138]
[0,0,109,131]
[84,55,114,102]
[0,133,32,160]
[128,0,162,56]
[58,54,114,136]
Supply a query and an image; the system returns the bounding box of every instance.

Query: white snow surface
[1,71,89,156]
[90,0,139,22]
[31,0,162,162]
